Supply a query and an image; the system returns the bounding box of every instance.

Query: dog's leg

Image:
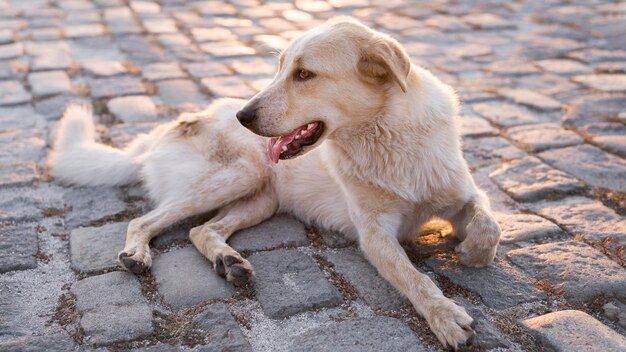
[190,188,277,286]
[449,189,500,267]
[118,200,212,274]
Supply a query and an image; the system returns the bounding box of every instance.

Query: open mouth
[267,121,325,163]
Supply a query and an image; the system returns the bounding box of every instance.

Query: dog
[49,17,501,350]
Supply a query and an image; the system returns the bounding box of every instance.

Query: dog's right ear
[357,35,411,93]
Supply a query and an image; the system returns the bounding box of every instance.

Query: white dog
[49,17,500,350]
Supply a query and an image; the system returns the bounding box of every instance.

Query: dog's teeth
[281,146,287,152]
[307,123,315,130]
[295,135,301,139]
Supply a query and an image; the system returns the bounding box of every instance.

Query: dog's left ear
[358,35,411,93]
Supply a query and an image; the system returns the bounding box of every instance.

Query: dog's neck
[326,67,466,203]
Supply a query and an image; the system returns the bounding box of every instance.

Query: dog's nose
[236,106,257,125]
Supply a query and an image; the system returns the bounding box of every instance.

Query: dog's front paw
[119,246,152,274]
[455,238,497,268]
[426,298,476,351]
[214,253,255,287]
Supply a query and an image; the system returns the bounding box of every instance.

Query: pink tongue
[267,126,306,164]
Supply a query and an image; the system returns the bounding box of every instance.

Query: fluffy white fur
[49,17,501,350]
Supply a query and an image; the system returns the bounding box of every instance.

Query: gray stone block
[27,71,71,97]
[506,123,584,152]
[0,161,37,189]
[108,122,158,147]
[522,310,626,352]
[426,254,545,310]
[288,317,426,352]
[70,222,127,274]
[539,144,626,192]
[0,81,31,106]
[490,156,585,202]
[152,247,235,309]
[463,136,527,168]
[495,213,563,244]
[89,76,146,99]
[107,95,158,123]
[229,214,309,252]
[323,249,409,311]
[193,303,252,352]
[248,249,343,319]
[63,187,127,229]
[156,79,208,107]
[0,223,38,274]
[0,333,75,352]
[471,101,542,127]
[529,196,626,245]
[0,189,43,224]
[454,297,511,349]
[71,271,153,346]
[508,241,626,303]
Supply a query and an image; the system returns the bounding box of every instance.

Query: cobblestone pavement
[1,0,625,351]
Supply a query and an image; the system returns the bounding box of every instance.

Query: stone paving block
[192,303,252,351]
[490,156,585,202]
[533,59,591,75]
[506,123,584,152]
[426,254,545,311]
[457,115,497,137]
[107,95,157,123]
[508,241,626,303]
[0,189,43,224]
[0,81,31,106]
[539,144,626,192]
[603,300,626,329]
[462,136,527,168]
[471,165,518,213]
[495,213,563,244]
[572,74,626,93]
[71,271,153,346]
[63,187,127,229]
[82,60,126,77]
[522,310,626,352]
[499,88,561,111]
[184,61,232,78]
[317,228,357,248]
[530,196,626,245]
[152,246,235,309]
[28,71,71,97]
[248,249,343,319]
[108,122,158,147]
[229,214,309,252]
[201,76,256,98]
[156,79,208,107]
[200,42,256,57]
[64,24,105,38]
[34,94,90,121]
[0,161,37,188]
[32,50,73,71]
[454,297,512,349]
[70,222,127,274]
[471,101,543,127]
[0,223,38,274]
[288,317,426,352]
[0,333,75,352]
[323,249,409,311]
[89,76,147,99]
[0,42,23,59]
[142,62,186,81]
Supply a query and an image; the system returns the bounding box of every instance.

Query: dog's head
[236,17,411,163]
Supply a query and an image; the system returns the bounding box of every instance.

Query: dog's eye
[295,69,315,81]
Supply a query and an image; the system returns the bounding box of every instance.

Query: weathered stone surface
[63,187,127,229]
[288,317,426,352]
[0,223,38,274]
[156,79,208,107]
[323,249,409,311]
[107,95,157,123]
[317,228,357,248]
[34,94,90,121]
[0,42,22,59]
[490,156,585,201]
[82,60,126,77]
[539,145,626,192]
[0,81,31,106]
[201,76,256,98]
[0,333,75,352]
[530,196,626,245]
[603,300,626,329]
[508,241,626,302]
[522,310,626,352]
[193,303,252,351]
[0,161,37,188]
[495,213,563,244]
[457,115,497,137]
[472,101,542,127]
[70,222,127,274]
[248,249,343,319]
[108,122,158,147]
[463,136,527,168]
[572,74,626,93]
[71,271,153,346]
[89,76,146,99]
[184,61,231,79]
[152,246,235,309]
[0,189,43,224]
[27,71,71,97]
[471,165,518,213]
[426,254,545,310]
[534,59,591,75]
[506,123,584,152]
[142,62,186,81]
[454,297,511,349]
[229,214,309,252]
[499,88,561,111]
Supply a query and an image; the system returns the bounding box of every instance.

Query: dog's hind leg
[190,186,277,286]
[449,189,501,267]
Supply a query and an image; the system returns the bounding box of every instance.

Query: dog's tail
[48,104,153,187]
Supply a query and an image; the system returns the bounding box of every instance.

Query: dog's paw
[118,248,152,274]
[214,253,254,287]
[427,298,476,351]
[455,237,497,268]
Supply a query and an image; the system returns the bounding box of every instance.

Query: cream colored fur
[49,17,500,350]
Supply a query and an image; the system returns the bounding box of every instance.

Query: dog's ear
[358,35,411,93]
